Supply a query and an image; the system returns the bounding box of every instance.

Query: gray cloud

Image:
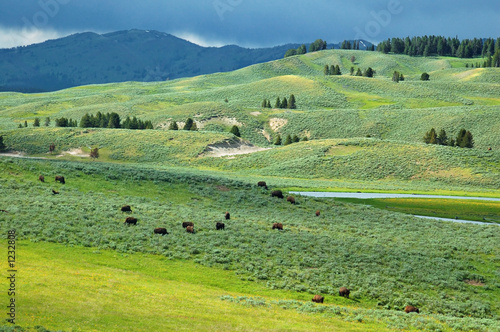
[0,0,498,48]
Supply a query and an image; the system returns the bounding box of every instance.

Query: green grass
[335,197,500,223]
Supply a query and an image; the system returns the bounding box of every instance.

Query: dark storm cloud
[0,0,498,48]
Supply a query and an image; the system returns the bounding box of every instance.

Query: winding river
[289,191,500,226]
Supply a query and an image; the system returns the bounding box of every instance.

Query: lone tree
[33,118,40,127]
[168,121,179,130]
[0,135,6,152]
[421,72,430,81]
[230,125,241,137]
[90,147,99,160]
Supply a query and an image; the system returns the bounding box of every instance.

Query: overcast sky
[0,0,498,49]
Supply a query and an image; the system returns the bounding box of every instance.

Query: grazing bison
[216,222,225,230]
[39,175,45,182]
[55,176,65,184]
[286,196,296,204]
[182,221,194,228]
[225,211,230,220]
[52,189,59,195]
[488,147,492,151]
[404,305,419,313]
[315,210,320,217]
[124,217,138,225]
[339,287,350,298]
[186,225,195,233]
[271,190,284,199]
[121,205,132,212]
[257,181,268,189]
[154,228,168,235]
[272,223,283,230]
[312,295,324,303]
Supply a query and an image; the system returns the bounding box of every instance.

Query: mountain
[0,29,300,92]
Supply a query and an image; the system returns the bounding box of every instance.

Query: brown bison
[257,181,268,189]
[154,228,168,235]
[186,225,195,233]
[339,287,350,298]
[271,190,284,199]
[272,223,283,230]
[182,221,194,228]
[216,222,225,230]
[312,295,324,303]
[121,205,132,212]
[39,175,45,182]
[286,196,296,204]
[52,189,59,195]
[488,147,492,151]
[55,176,65,184]
[315,210,320,217]
[225,211,230,220]
[124,217,138,225]
[404,305,419,313]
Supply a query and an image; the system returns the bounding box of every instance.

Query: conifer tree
[350,67,355,75]
[169,121,178,130]
[437,129,448,146]
[0,135,6,152]
[324,65,330,75]
[284,134,292,146]
[289,94,296,109]
[33,118,40,127]
[274,134,282,145]
[274,97,281,109]
[421,72,430,81]
[230,125,241,137]
[183,118,194,130]
[292,135,300,143]
[355,68,362,76]
[281,97,288,109]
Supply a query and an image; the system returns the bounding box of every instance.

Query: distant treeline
[377,36,500,63]
[53,112,153,129]
[284,39,327,57]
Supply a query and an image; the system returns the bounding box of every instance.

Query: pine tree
[107,113,121,129]
[80,114,92,128]
[292,135,300,143]
[350,67,355,75]
[329,65,335,75]
[274,134,282,145]
[262,99,268,108]
[274,97,281,109]
[190,122,198,131]
[364,67,374,77]
[324,65,330,75]
[266,100,271,108]
[301,136,308,142]
[437,129,448,146]
[355,68,362,76]
[230,125,241,137]
[284,134,292,146]
[0,135,6,152]
[169,121,178,130]
[456,129,467,147]
[421,72,430,81]
[183,118,194,130]
[392,71,400,83]
[90,147,99,160]
[335,65,341,75]
[289,94,296,109]
[281,97,288,109]
[24,121,28,128]
[399,73,405,81]
[44,117,51,126]
[424,128,438,144]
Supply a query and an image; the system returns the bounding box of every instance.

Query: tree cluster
[274,134,305,146]
[392,71,404,83]
[377,36,499,59]
[169,118,198,131]
[340,40,375,51]
[284,44,307,58]
[79,112,152,130]
[351,67,375,77]
[424,128,473,148]
[309,39,327,53]
[55,117,78,127]
[324,64,342,75]
[262,95,296,109]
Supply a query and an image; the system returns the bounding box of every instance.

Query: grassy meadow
[0,49,499,331]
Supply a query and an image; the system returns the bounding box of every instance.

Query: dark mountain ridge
[0,29,301,92]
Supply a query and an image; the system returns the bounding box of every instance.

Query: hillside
[0,29,299,92]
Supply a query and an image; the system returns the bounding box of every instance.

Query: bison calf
[52,189,59,195]
[286,196,296,204]
[272,223,283,230]
[55,175,65,184]
[154,228,168,235]
[271,190,283,199]
[312,295,324,303]
[124,217,138,225]
[257,181,268,189]
[182,221,194,228]
[121,205,132,212]
[216,222,225,230]
[186,225,195,233]
[404,305,419,313]
[224,211,230,220]
[339,287,350,298]
[315,210,320,217]
[39,175,45,182]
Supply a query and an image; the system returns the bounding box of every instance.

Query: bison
[272,223,283,230]
[225,211,230,220]
[339,287,350,298]
[404,305,419,313]
[182,221,194,228]
[216,222,225,230]
[315,210,320,217]
[312,295,324,303]
[257,181,268,189]
[52,189,59,195]
[186,225,195,233]
[55,176,65,184]
[286,196,296,204]
[121,205,132,212]
[154,228,168,236]
[271,190,284,199]
[124,217,138,225]
[39,175,45,182]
